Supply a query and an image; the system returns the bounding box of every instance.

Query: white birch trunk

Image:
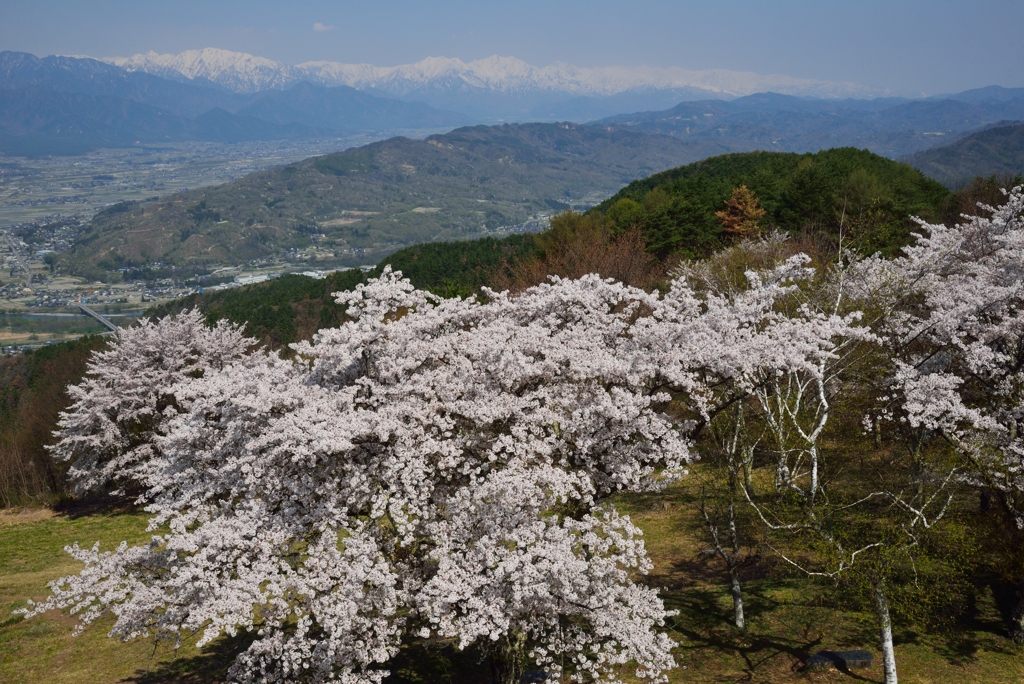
[730,572,745,630]
[874,581,898,684]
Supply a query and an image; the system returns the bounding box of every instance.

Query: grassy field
[1,476,1022,683]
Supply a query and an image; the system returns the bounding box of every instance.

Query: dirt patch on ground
[0,508,55,527]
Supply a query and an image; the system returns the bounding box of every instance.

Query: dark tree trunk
[1010,581,1024,645]
[487,631,527,684]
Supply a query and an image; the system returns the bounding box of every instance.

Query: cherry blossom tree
[668,233,872,633]
[692,234,950,684]
[29,270,708,683]
[48,309,258,495]
[733,186,1024,683]
[696,402,759,630]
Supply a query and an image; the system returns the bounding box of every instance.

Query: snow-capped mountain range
[6,46,1020,159]
[105,48,889,101]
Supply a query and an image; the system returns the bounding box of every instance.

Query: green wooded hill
[904,121,1024,188]
[367,235,537,298]
[147,269,367,350]
[595,148,951,257]
[61,122,729,279]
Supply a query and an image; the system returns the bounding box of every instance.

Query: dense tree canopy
[595,148,950,257]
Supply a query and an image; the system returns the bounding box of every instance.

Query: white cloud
[313,22,334,32]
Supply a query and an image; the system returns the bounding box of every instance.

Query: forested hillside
[0,336,106,506]
[147,268,367,349]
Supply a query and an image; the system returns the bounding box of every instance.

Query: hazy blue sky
[3,0,1022,94]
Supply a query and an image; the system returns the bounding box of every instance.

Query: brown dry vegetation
[0,336,108,507]
[493,212,668,293]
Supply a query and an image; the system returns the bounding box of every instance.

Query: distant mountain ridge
[4,47,1024,163]
[235,82,468,131]
[0,50,246,117]
[108,49,295,93]
[105,48,891,100]
[0,86,324,157]
[596,91,1024,158]
[0,51,468,155]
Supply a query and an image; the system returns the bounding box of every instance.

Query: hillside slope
[903,121,1024,187]
[61,123,730,276]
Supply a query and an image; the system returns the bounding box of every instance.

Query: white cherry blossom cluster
[858,186,1024,525]
[49,309,258,494]
[29,259,876,682]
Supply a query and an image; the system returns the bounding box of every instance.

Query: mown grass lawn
[0,505,240,683]
[1,484,1022,684]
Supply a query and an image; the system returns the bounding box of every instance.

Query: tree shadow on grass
[123,632,254,684]
[671,620,825,682]
[384,640,491,684]
[665,586,814,679]
[664,583,887,682]
[664,579,799,629]
[928,581,1022,668]
[988,579,1023,639]
[53,492,141,519]
[123,633,495,684]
